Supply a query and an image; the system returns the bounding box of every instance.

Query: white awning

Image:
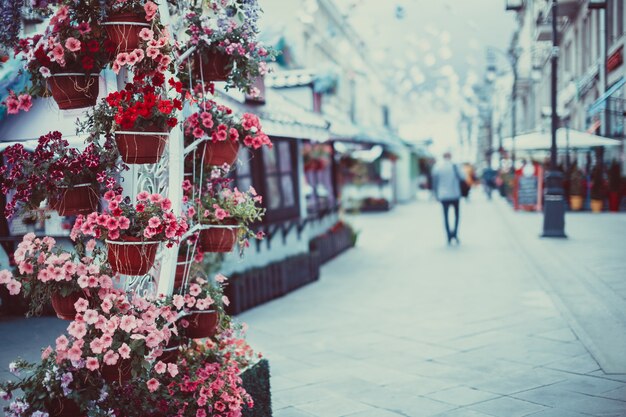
[503,128,622,151]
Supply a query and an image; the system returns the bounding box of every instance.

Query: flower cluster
[72,191,188,244]
[54,290,178,381]
[13,5,114,103]
[182,0,273,93]
[183,167,265,248]
[111,24,173,75]
[0,353,107,417]
[0,233,111,317]
[0,131,121,217]
[89,73,182,133]
[107,0,160,18]
[4,91,33,114]
[184,101,271,149]
[303,143,332,171]
[146,341,253,417]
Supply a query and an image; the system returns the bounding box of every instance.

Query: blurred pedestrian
[482,167,497,200]
[432,152,464,245]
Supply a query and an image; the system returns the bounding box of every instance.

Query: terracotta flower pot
[183,310,219,339]
[115,125,170,164]
[193,50,233,81]
[102,13,150,53]
[101,358,133,383]
[52,183,98,216]
[50,291,82,321]
[590,199,604,213]
[46,397,84,417]
[199,221,239,253]
[199,140,240,167]
[106,237,160,276]
[608,191,621,212]
[47,73,99,110]
[569,195,584,211]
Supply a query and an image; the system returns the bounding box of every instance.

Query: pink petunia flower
[146,378,160,392]
[86,357,99,371]
[74,298,89,313]
[64,37,81,52]
[103,350,119,366]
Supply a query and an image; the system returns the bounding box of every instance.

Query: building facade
[490,0,625,170]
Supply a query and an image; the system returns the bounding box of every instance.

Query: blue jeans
[441,199,460,240]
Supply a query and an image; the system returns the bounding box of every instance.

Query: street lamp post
[542,0,567,238]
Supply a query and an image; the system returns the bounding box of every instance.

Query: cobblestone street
[2,194,626,416]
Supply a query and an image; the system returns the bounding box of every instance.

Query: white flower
[39,67,51,78]
[8,362,19,376]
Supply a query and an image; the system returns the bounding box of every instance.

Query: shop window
[302,142,335,214]
[235,138,300,223]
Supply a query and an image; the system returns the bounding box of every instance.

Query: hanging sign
[607,46,623,73]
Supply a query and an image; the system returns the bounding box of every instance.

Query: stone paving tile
[350,387,456,416]
[469,396,548,417]
[599,385,626,401]
[296,397,372,417]
[524,409,589,417]
[274,407,318,417]
[544,353,602,374]
[343,408,406,417]
[424,386,500,407]
[432,409,496,417]
[469,368,567,396]
[513,385,626,415]
[548,373,626,396]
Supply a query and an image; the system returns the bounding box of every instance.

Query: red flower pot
[115,126,170,164]
[609,191,621,212]
[47,73,99,110]
[52,183,98,216]
[101,358,133,383]
[50,291,82,321]
[106,237,160,276]
[46,397,84,417]
[159,344,180,364]
[199,222,239,253]
[174,256,193,289]
[103,13,150,53]
[199,140,240,167]
[183,310,219,339]
[193,50,233,81]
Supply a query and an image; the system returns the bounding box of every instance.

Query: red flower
[87,40,100,53]
[82,56,95,71]
[166,118,178,128]
[157,100,173,115]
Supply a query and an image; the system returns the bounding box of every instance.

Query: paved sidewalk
[240,194,626,417]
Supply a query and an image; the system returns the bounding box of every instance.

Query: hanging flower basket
[174,256,193,289]
[199,222,239,253]
[45,397,84,417]
[193,50,233,82]
[115,125,170,164]
[50,291,82,321]
[46,73,99,110]
[101,358,133,383]
[183,309,219,339]
[106,237,160,276]
[199,140,240,167]
[51,183,99,216]
[102,13,151,53]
